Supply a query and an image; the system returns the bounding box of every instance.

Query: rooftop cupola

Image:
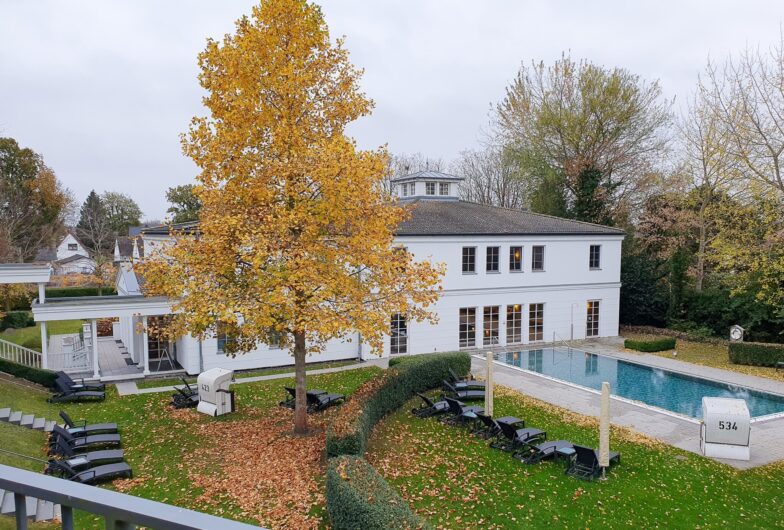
[391,170,464,201]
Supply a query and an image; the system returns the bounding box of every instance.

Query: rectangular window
[68,243,78,251]
[425,182,436,195]
[483,306,499,346]
[390,313,408,354]
[400,184,408,197]
[528,303,544,341]
[459,308,476,347]
[462,247,476,273]
[531,245,545,271]
[216,321,237,354]
[267,330,284,349]
[586,300,600,337]
[509,246,522,272]
[486,246,500,272]
[506,304,522,344]
[439,182,449,195]
[589,244,601,269]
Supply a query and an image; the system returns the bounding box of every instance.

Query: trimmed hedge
[624,337,676,352]
[0,311,35,330]
[326,456,430,530]
[729,342,784,367]
[45,287,117,299]
[326,351,470,457]
[0,358,57,388]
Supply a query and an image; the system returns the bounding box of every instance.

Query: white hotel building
[31,171,624,380]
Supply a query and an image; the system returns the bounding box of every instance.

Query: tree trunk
[293,330,308,435]
[695,202,707,293]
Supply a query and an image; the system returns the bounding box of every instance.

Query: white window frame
[509,246,523,272]
[486,246,500,273]
[439,182,449,195]
[459,307,477,348]
[586,300,600,337]
[462,246,477,274]
[589,244,601,270]
[425,182,436,195]
[531,245,545,271]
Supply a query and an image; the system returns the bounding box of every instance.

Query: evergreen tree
[76,190,112,254]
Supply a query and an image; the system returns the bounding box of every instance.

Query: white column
[142,316,150,375]
[91,319,99,379]
[38,283,46,304]
[40,321,48,369]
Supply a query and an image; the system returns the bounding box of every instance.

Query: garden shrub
[326,351,470,457]
[0,358,57,388]
[0,311,34,330]
[729,342,784,367]
[45,287,117,299]
[326,456,430,530]
[624,337,676,352]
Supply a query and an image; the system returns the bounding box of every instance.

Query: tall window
[216,321,237,354]
[425,182,436,195]
[462,247,476,273]
[528,303,544,341]
[267,330,284,349]
[506,304,522,343]
[586,300,600,337]
[486,246,500,272]
[439,182,450,195]
[408,183,416,196]
[483,306,499,346]
[509,246,522,272]
[390,313,408,354]
[459,308,476,347]
[400,183,408,197]
[589,245,601,269]
[531,245,545,271]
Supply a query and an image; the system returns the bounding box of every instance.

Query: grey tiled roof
[141,221,199,236]
[396,200,625,236]
[390,170,464,183]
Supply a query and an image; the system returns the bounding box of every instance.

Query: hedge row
[0,311,35,330]
[0,358,57,388]
[326,456,430,530]
[729,342,784,367]
[624,337,677,352]
[326,351,471,457]
[45,287,117,299]
[620,325,725,345]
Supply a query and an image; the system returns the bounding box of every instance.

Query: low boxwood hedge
[624,337,676,352]
[326,456,430,530]
[326,351,470,457]
[45,287,117,299]
[0,358,57,388]
[729,342,784,367]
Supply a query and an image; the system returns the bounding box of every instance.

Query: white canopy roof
[32,295,174,322]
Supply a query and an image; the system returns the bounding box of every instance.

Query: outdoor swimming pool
[496,347,784,419]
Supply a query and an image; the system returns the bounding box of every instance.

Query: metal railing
[0,463,262,530]
[0,338,41,368]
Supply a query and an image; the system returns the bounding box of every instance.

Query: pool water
[496,347,784,419]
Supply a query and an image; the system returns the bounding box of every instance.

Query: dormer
[392,170,464,202]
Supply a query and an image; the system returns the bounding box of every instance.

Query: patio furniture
[306,391,345,413]
[49,379,106,403]
[279,386,327,409]
[171,378,199,409]
[442,397,485,426]
[411,393,450,418]
[448,367,486,390]
[50,437,125,467]
[59,411,118,436]
[515,440,574,464]
[49,425,121,451]
[565,445,621,480]
[442,381,485,401]
[55,372,105,392]
[46,460,132,485]
[473,413,525,440]
[494,419,546,453]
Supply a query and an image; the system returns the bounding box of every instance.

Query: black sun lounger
[50,437,125,467]
[516,440,574,464]
[442,381,485,401]
[172,380,199,409]
[494,419,546,453]
[55,372,105,392]
[473,414,526,439]
[46,460,132,485]
[280,386,328,409]
[442,397,485,426]
[306,391,345,413]
[50,425,121,451]
[411,393,450,418]
[48,379,105,403]
[60,411,118,436]
[566,445,621,480]
[448,367,486,390]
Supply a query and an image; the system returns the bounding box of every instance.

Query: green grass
[0,320,84,351]
[0,366,382,529]
[367,389,784,529]
[135,358,358,389]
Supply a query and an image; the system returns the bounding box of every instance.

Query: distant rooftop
[390,170,465,183]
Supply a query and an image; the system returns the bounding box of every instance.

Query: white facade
[56,232,89,261]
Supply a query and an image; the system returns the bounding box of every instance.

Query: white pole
[599,381,611,476]
[142,316,150,375]
[38,283,46,304]
[91,319,100,379]
[485,350,494,416]
[40,321,48,369]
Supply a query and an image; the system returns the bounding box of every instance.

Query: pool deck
[470,337,784,470]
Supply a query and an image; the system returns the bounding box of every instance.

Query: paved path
[116,358,389,396]
[471,341,784,470]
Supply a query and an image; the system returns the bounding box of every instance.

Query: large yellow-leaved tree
[141,0,443,433]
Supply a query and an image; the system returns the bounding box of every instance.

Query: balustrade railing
[0,338,41,368]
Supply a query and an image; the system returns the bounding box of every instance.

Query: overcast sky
[1,1,783,220]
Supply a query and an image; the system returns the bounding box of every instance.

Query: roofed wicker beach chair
[442,380,485,401]
[448,367,486,390]
[515,439,574,464]
[48,378,106,403]
[565,445,621,480]
[46,459,132,485]
[494,419,546,453]
[411,392,450,418]
[60,411,118,436]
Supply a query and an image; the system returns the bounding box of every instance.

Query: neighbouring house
[35,229,95,275]
[113,236,144,263]
[30,171,623,381]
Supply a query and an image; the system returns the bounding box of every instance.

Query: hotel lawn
[367,387,784,530]
[0,367,382,530]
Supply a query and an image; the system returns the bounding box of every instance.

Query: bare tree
[383,152,445,193]
[452,146,528,208]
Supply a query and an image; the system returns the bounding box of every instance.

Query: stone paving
[471,338,784,469]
